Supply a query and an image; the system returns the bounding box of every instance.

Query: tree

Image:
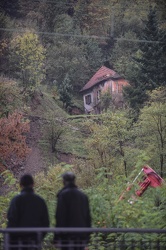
[44,118,64,153]
[0,0,20,18]
[124,7,166,114]
[136,7,166,90]
[123,78,148,118]
[103,111,132,177]
[57,73,73,109]
[82,38,105,71]
[0,10,10,40]
[0,37,10,75]
[9,32,45,90]
[85,111,133,178]
[0,112,30,171]
[111,31,139,77]
[100,89,112,112]
[135,88,166,177]
[46,34,104,92]
[0,170,17,228]
[0,9,13,75]
[18,0,69,32]
[84,119,113,177]
[73,0,110,35]
[0,77,22,118]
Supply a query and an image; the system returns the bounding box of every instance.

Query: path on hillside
[21,116,46,176]
[22,116,75,176]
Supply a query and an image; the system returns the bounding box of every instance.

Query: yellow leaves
[10,31,46,87]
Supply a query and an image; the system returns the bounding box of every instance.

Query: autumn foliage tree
[9,32,45,90]
[0,112,30,172]
[0,77,21,118]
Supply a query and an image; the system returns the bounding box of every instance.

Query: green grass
[29,90,88,164]
[29,91,68,119]
[56,118,88,158]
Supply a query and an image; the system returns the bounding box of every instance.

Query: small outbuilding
[80,66,129,114]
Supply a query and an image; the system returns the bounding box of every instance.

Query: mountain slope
[21,90,87,175]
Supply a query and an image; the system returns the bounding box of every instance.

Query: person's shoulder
[58,186,76,197]
[33,193,46,202]
[67,187,88,198]
[58,187,69,196]
[58,186,88,198]
[77,188,88,198]
[10,193,22,204]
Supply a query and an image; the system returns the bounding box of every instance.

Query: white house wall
[83,92,94,113]
[83,80,112,113]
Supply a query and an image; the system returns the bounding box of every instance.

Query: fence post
[4,233,9,250]
[37,231,42,250]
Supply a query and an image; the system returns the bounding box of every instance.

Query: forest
[0,0,166,242]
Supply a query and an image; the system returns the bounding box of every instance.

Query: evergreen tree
[138,7,166,90]
[124,7,166,115]
[58,73,73,109]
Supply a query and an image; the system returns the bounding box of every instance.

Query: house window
[85,94,91,105]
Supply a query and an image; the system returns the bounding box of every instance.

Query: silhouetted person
[54,172,91,250]
[7,174,49,249]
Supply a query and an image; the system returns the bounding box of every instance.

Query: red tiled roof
[80,66,122,92]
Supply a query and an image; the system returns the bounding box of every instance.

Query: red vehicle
[119,165,164,202]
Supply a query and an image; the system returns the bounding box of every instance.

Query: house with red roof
[80,66,129,113]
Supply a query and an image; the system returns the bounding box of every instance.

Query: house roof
[80,66,122,92]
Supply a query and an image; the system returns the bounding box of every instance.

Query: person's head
[62,172,76,186]
[20,174,34,188]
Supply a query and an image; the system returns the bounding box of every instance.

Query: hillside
[21,90,87,176]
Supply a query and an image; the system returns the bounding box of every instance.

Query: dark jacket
[7,187,49,239]
[55,184,91,228]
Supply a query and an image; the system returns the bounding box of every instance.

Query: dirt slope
[21,91,79,176]
[22,116,45,175]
